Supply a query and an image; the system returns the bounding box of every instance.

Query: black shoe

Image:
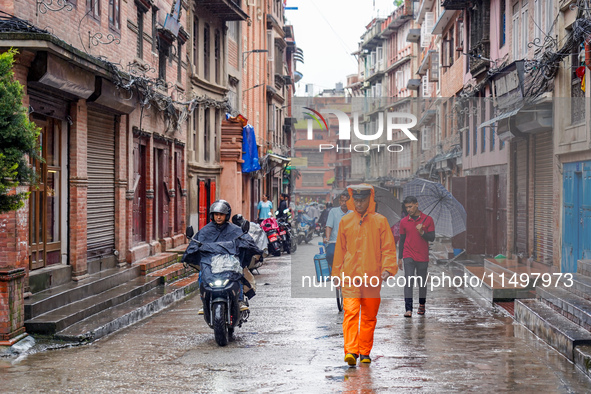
[360,355,371,363]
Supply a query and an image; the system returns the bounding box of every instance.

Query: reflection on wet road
[2,239,591,393]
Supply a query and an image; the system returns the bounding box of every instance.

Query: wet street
[2,238,591,393]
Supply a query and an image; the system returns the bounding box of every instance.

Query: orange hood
[346,184,376,216]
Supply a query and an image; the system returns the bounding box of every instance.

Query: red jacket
[399,212,434,262]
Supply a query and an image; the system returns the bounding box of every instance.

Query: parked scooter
[261,218,283,256]
[182,222,261,346]
[296,211,316,244]
[276,209,295,254]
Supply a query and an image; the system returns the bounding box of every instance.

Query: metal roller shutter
[534,131,554,265]
[87,110,116,259]
[515,139,528,255]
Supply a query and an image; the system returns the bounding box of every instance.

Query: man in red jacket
[398,195,435,317]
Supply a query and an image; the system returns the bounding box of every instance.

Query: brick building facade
[0,0,189,316]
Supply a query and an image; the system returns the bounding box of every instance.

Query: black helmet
[210,200,231,222]
[231,214,245,227]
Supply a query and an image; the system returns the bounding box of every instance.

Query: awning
[416,109,437,128]
[326,176,335,185]
[198,0,249,21]
[417,50,435,75]
[478,107,523,129]
[432,10,456,35]
[267,153,290,164]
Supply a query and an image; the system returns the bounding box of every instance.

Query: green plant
[0,48,41,213]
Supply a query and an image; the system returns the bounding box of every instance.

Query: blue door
[562,161,591,273]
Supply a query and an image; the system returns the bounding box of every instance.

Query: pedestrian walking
[332,184,397,366]
[277,193,289,219]
[257,194,274,222]
[323,192,351,270]
[398,196,435,317]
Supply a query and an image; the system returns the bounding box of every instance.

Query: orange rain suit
[332,185,398,356]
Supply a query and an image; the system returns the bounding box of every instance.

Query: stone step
[575,345,591,380]
[167,243,188,256]
[55,273,199,342]
[484,257,554,276]
[570,273,591,301]
[515,299,591,361]
[24,276,161,335]
[578,260,591,277]
[464,266,535,302]
[147,262,194,284]
[25,266,141,320]
[133,253,179,275]
[536,286,591,331]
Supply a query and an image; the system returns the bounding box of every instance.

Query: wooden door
[29,117,62,269]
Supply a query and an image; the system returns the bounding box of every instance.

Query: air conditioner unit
[247,0,256,6]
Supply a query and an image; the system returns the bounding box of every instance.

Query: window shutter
[422,74,430,97]
[422,126,431,151]
[421,12,435,47]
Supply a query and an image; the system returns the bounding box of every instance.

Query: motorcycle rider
[190,200,257,314]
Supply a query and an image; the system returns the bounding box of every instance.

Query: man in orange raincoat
[332,184,398,366]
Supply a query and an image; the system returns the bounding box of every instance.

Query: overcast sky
[286,0,398,96]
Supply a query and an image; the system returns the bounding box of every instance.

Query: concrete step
[25,276,161,335]
[575,345,591,380]
[25,266,141,320]
[484,257,554,276]
[536,286,591,331]
[147,262,194,284]
[133,253,179,275]
[570,273,591,301]
[515,299,591,361]
[55,273,199,342]
[464,266,535,302]
[167,243,188,256]
[578,260,591,277]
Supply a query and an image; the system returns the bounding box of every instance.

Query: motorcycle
[276,209,296,254]
[182,222,260,346]
[261,218,283,256]
[296,211,316,244]
[315,222,323,236]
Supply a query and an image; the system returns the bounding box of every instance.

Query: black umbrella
[332,186,401,227]
[402,178,467,237]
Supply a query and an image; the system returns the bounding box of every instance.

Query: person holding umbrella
[398,196,435,317]
[332,184,397,365]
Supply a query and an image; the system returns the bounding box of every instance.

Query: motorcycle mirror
[283,209,290,214]
[241,220,250,234]
[186,226,194,239]
[275,211,279,215]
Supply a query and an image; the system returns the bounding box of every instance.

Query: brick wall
[0,268,26,344]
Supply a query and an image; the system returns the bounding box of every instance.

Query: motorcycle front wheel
[213,303,229,346]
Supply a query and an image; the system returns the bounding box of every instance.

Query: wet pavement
[2,237,591,393]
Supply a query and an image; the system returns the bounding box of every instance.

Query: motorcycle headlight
[212,279,230,287]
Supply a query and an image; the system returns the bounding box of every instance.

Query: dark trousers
[326,243,336,272]
[403,258,428,312]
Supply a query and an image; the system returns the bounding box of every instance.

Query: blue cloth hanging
[242,124,261,173]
